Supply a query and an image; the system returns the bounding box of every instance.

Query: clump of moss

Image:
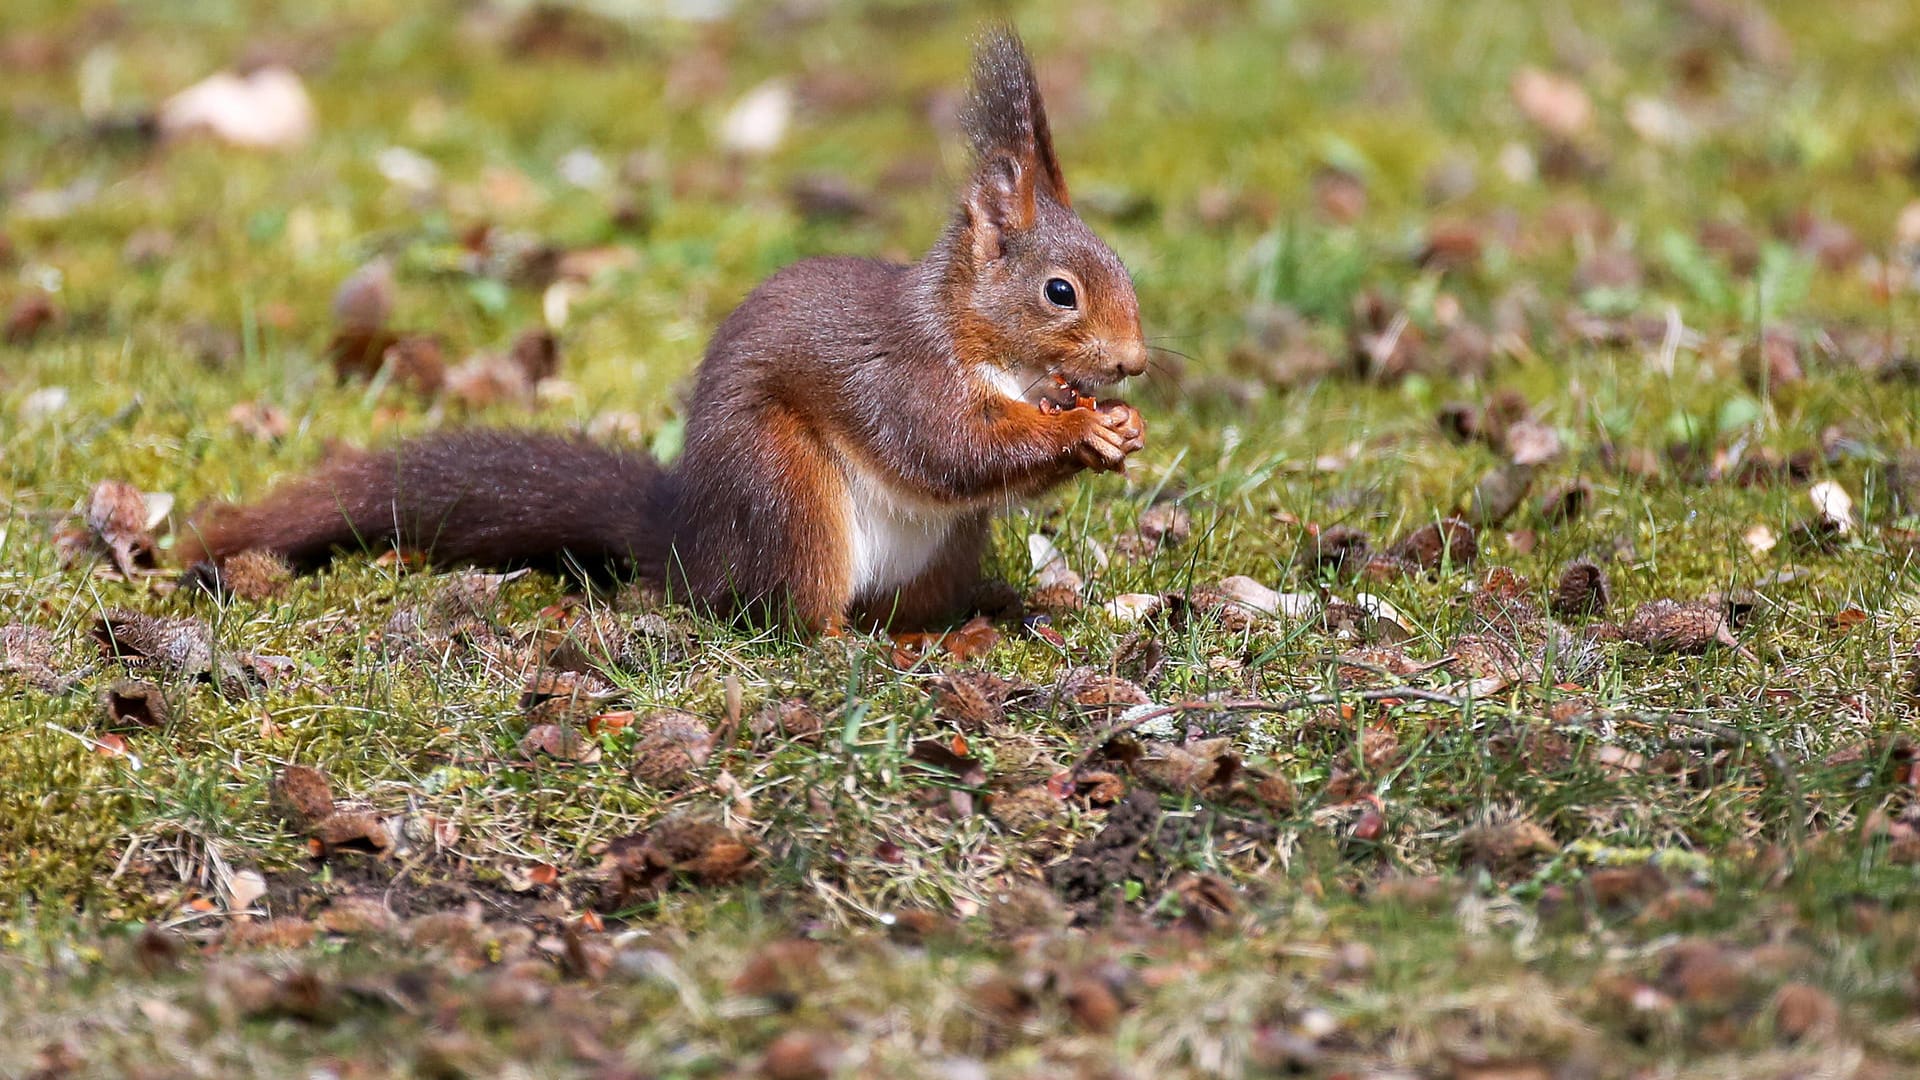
[0,723,133,910]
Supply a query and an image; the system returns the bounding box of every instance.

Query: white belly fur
[841,458,964,600]
[836,364,1029,601]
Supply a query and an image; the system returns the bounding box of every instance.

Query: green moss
[0,717,133,911]
[6,0,1920,1072]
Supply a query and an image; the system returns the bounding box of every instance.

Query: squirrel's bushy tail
[177,431,671,577]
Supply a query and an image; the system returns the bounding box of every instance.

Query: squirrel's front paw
[1070,401,1146,472]
[1097,400,1145,453]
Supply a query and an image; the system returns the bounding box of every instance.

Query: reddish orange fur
[182,27,1145,632]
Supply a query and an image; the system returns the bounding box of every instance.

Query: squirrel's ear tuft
[962,154,1035,263]
[961,25,1069,206]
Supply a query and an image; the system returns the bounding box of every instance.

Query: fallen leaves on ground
[2,623,84,693]
[56,480,168,577]
[629,709,715,787]
[889,614,1001,667]
[598,819,755,909]
[159,67,315,149]
[92,609,279,697]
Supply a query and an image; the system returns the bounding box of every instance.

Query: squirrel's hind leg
[679,408,857,636]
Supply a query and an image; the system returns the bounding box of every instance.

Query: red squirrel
[178,28,1148,632]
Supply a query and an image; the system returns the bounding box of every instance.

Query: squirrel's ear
[962,153,1036,262]
[963,27,1070,208]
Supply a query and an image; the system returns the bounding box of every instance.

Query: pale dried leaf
[718,79,791,155]
[160,67,315,149]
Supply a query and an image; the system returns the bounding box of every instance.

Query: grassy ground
[6,0,1920,1075]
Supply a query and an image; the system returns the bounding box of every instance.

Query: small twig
[44,721,143,770]
[1307,654,1455,682]
[1066,686,1469,773]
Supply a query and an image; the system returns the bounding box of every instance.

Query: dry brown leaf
[1458,819,1560,873]
[1026,580,1084,615]
[1137,502,1193,546]
[1391,517,1478,571]
[1535,479,1593,523]
[750,697,825,744]
[1512,67,1593,138]
[379,334,447,396]
[788,172,881,222]
[1351,803,1386,841]
[946,614,1011,656]
[72,479,163,576]
[630,709,715,787]
[92,609,271,697]
[227,401,290,442]
[1576,247,1645,291]
[5,291,57,345]
[331,258,393,334]
[520,668,615,710]
[1467,465,1535,528]
[1171,871,1240,933]
[1453,1062,1553,1080]
[1594,744,1648,775]
[1502,420,1563,466]
[1307,524,1373,578]
[889,614,1003,666]
[444,350,534,409]
[159,67,315,149]
[1660,940,1749,1009]
[1058,968,1124,1032]
[317,895,397,935]
[1249,771,1296,813]
[1622,599,1744,655]
[1323,597,1413,644]
[1056,668,1153,711]
[730,939,823,1006]
[270,765,337,827]
[1333,645,1438,686]
[599,819,755,909]
[1311,165,1367,224]
[3,623,81,694]
[557,244,641,282]
[1828,606,1869,631]
[1132,738,1239,797]
[224,917,318,951]
[1768,982,1838,1043]
[1418,221,1484,271]
[519,723,599,763]
[310,809,393,855]
[1551,560,1610,619]
[217,549,293,601]
[929,669,1016,732]
[101,678,169,729]
[1585,864,1667,908]
[585,709,633,737]
[1186,581,1264,631]
[989,783,1064,832]
[1741,328,1803,391]
[507,328,559,383]
[757,1030,842,1080]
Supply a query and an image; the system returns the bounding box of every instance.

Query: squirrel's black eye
[1044,277,1078,309]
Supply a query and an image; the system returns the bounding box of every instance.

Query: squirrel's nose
[1111,342,1148,380]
